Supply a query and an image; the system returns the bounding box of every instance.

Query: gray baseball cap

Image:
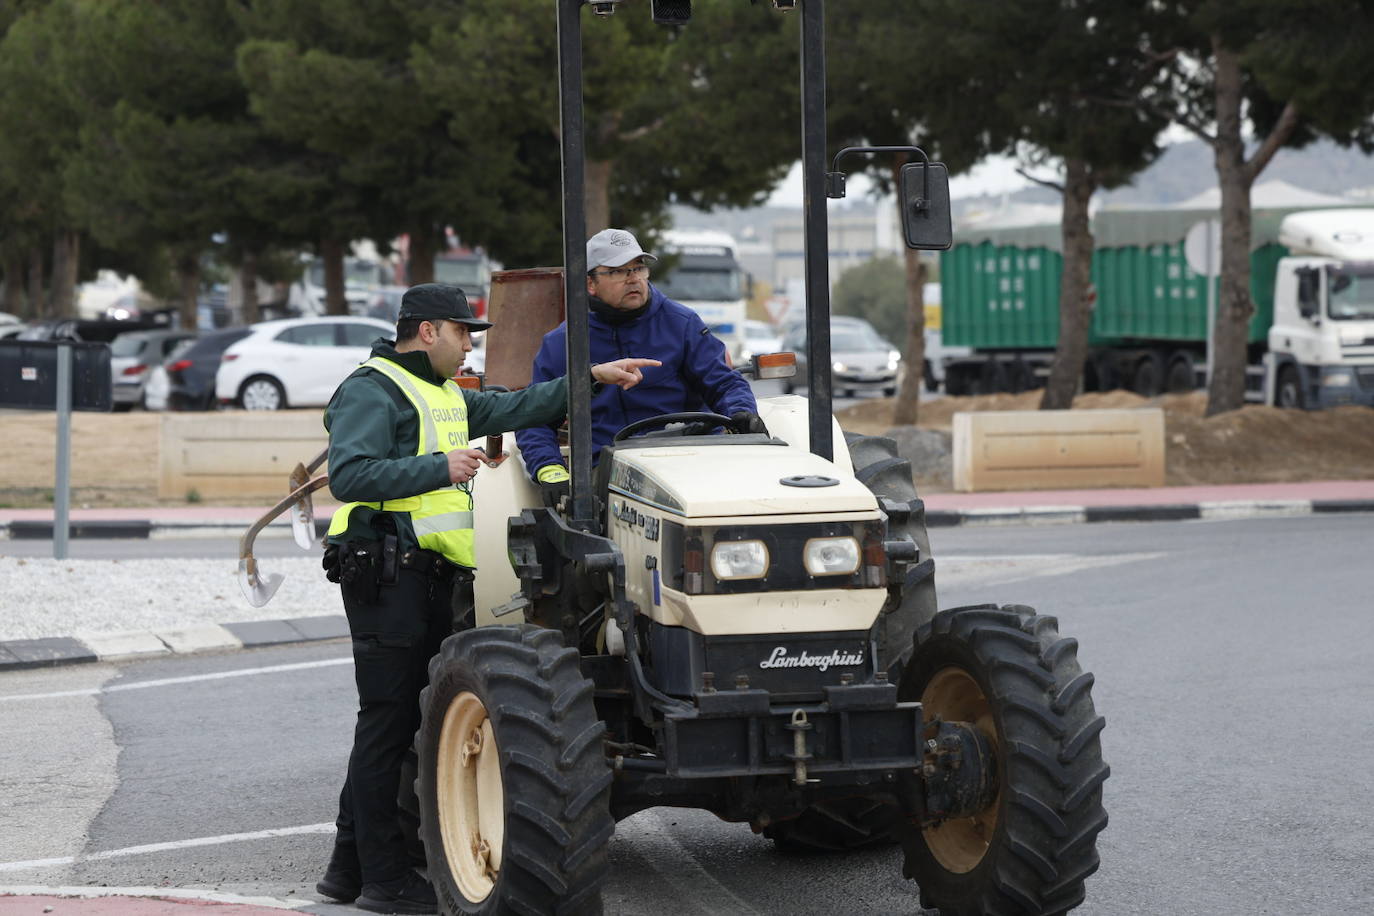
[586,228,658,271]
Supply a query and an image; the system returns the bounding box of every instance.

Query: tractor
[239,2,1107,913]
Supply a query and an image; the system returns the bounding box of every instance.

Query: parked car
[781,316,901,398]
[740,318,783,363]
[164,327,253,410]
[108,329,197,410]
[0,323,25,341]
[215,316,394,410]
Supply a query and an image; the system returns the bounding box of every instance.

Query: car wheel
[239,375,286,410]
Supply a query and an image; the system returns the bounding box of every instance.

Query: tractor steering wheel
[612,412,734,444]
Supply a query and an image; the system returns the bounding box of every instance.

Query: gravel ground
[0,556,338,641]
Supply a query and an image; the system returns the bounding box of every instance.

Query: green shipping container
[941,204,1308,351]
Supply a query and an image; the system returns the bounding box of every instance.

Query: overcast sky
[766,154,1029,207]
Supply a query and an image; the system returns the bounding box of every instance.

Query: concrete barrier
[159,412,328,500]
[952,408,1165,492]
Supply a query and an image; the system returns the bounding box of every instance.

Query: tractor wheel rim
[921,665,1000,874]
[438,691,503,902]
[244,382,278,410]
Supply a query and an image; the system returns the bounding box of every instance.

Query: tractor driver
[317,282,658,915]
[516,228,766,507]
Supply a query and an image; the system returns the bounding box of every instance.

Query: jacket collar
[370,338,446,385]
[587,285,664,332]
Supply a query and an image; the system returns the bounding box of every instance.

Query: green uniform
[324,338,572,561]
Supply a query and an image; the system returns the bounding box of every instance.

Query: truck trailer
[936,203,1374,408]
[654,229,751,363]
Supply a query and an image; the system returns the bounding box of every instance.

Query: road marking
[0,657,352,703]
[614,810,762,915]
[0,885,305,908]
[0,822,335,873]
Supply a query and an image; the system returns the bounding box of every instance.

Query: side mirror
[899,161,953,250]
[1296,267,1320,320]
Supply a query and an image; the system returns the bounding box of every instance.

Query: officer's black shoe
[315,866,362,903]
[356,871,438,915]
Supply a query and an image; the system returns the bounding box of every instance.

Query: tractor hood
[607,444,878,519]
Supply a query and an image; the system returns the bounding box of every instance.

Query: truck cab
[1267,209,1374,408]
[655,229,751,363]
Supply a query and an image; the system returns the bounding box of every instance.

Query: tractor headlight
[803,536,860,576]
[711,540,769,580]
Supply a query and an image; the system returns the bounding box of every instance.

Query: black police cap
[397,283,493,330]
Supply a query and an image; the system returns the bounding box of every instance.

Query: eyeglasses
[590,264,651,282]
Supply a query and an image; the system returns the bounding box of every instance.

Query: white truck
[1264,208,1374,408]
[655,229,751,363]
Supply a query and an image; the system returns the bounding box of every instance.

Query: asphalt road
[2,514,1371,914]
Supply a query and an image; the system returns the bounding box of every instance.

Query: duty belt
[399,547,469,580]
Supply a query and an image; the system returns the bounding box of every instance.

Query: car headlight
[803,536,860,576]
[888,350,901,371]
[833,361,847,372]
[1322,370,1354,387]
[711,540,769,580]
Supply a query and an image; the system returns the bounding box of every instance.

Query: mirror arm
[827,145,932,201]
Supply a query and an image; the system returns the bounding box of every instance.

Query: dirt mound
[836,391,1374,491]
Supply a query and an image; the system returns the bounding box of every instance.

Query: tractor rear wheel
[844,432,938,680]
[898,604,1108,915]
[416,625,613,915]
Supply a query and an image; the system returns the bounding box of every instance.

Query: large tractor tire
[899,605,1109,916]
[762,797,902,853]
[416,625,614,915]
[845,432,939,680]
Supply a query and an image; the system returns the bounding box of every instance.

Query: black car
[164,327,252,410]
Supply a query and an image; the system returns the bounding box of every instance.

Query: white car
[216,316,395,410]
[740,318,783,362]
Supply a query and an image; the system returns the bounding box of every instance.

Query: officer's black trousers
[331,565,454,886]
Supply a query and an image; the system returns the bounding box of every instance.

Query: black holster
[336,536,397,606]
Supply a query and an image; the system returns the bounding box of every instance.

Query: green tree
[421,0,800,266]
[1158,1,1374,415]
[899,0,1174,411]
[831,257,907,346]
[0,0,85,319]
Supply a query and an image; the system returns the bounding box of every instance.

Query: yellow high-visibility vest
[328,357,475,567]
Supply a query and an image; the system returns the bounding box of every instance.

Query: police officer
[316,283,657,914]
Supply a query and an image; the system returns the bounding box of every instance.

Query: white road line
[0,822,335,873]
[616,810,762,915]
[0,886,305,908]
[0,657,352,703]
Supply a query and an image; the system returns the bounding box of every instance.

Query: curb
[2,499,1371,540]
[0,614,350,673]
[923,497,1374,527]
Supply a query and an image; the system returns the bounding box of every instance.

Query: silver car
[109,329,197,410]
[781,317,901,398]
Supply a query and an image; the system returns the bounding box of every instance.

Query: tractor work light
[711,540,769,580]
[753,352,797,380]
[803,537,860,576]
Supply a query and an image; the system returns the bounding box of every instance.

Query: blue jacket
[515,286,757,477]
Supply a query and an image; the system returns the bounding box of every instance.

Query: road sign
[1184,219,1222,278]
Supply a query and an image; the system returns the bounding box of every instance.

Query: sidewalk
[2,479,1371,675]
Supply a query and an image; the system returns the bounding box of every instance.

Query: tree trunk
[49,231,79,317]
[321,237,348,316]
[27,246,46,319]
[240,251,261,325]
[3,253,26,317]
[1206,45,1255,417]
[585,159,612,238]
[176,253,200,331]
[1040,157,1097,410]
[891,159,927,427]
[407,223,438,285]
